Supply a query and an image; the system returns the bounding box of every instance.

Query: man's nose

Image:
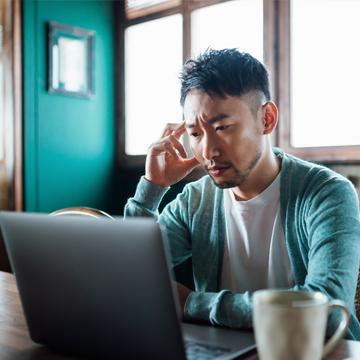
[202,134,220,161]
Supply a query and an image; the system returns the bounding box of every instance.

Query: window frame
[117,0,277,169]
[119,0,360,168]
[277,0,360,164]
[0,0,23,210]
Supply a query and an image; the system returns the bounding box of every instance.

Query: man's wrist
[183,291,214,323]
[144,175,169,188]
[133,176,169,211]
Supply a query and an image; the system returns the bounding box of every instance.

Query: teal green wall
[23,0,115,213]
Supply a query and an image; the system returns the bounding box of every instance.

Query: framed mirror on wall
[0,0,22,212]
[48,21,95,98]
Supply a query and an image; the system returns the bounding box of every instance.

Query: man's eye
[190,132,199,137]
[216,125,230,131]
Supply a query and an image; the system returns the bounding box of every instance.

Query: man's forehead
[183,90,264,121]
[184,90,218,103]
[185,113,229,128]
[183,90,228,117]
[183,92,215,126]
[183,90,261,108]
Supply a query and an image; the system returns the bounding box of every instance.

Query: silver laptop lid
[0,212,185,359]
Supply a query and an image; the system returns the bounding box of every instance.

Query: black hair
[180,48,271,108]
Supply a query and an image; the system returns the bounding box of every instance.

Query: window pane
[125,15,182,155]
[191,0,263,60]
[291,0,360,147]
[127,0,170,9]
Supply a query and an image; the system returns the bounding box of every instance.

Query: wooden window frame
[0,0,23,210]
[117,0,277,169]
[277,0,360,164]
[118,0,360,168]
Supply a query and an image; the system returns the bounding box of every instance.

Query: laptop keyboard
[185,340,231,360]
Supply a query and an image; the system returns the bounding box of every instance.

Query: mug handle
[322,299,351,357]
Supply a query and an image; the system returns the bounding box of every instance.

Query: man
[125,49,360,340]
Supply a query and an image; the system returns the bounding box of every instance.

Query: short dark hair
[180,48,271,107]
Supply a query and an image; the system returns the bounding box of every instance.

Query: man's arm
[181,179,360,339]
[124,122,200,304]
[125,121,199,267]
[125,175,195,269]
[124,176,169,219]
[124,122,198,219]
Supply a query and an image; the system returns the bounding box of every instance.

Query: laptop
[0,212,255,359]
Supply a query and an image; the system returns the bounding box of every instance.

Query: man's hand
[145,122,199,187]
[173,281,192,320]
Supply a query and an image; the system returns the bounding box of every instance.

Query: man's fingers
[150,135,187,159]
[161,122,184,138]
[149,141,179,158]
[172,122,186,139]
[168,135,187,158]
[182,157,200,171]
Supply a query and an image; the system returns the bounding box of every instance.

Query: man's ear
[262,101,278,134]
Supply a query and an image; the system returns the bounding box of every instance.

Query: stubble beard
[208,149,262,189]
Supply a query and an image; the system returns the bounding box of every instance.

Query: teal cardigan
[124,150,360,340]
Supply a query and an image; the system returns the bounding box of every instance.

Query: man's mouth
[206,165,231,177]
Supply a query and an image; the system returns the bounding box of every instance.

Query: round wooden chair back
[49,207,114,219]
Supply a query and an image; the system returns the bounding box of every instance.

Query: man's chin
[209,175,237,189]
[208,171,248,189]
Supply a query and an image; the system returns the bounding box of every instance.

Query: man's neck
[231,151,281,201]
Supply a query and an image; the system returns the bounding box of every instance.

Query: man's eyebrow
[185,113,229,128]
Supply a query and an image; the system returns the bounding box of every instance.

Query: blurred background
[1,0,360,219]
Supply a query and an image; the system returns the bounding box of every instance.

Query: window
[120,0,360,165]
[278,0,360,162]
[191,0,263,59]
[125,15,182,155]
[121,0,264,164]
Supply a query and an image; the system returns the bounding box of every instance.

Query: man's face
[183,90,267,189]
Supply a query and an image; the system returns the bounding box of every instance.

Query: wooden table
[0,271,359,359]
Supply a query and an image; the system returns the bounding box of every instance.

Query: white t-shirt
[221,173,294,293]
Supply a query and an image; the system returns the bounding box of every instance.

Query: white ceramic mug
[252,290,350,360]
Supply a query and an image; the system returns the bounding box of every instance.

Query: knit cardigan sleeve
[124,176,193,267]
[185,175,360,340]
[124,171,360,340]
[285,175,360,339]
[124,176,254,327]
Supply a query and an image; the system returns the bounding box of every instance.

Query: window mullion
[264,0,281,147]
[277,0,291,153]
[182,0,191,63]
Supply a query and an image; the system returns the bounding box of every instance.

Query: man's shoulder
[279,149,349,185]
[278,149,356,203]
